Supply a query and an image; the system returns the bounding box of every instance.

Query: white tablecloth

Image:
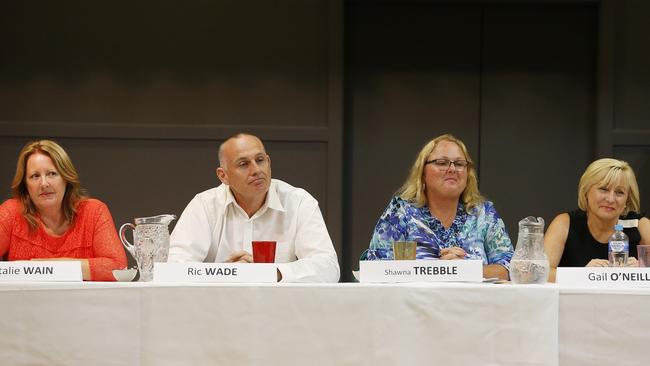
[0,282,558,366]
[559,287,650,366]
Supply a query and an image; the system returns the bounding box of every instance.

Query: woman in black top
[544,158,650,282]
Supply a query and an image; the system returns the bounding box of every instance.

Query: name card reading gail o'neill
[557,267,650,288]
[0,261,82,282]
[359,260,483,283]
[154,263,277,283]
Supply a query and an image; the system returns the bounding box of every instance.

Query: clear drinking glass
[393,241,416,260]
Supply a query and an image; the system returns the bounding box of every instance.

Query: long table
[0,282,558,366]
[0,282,644,366]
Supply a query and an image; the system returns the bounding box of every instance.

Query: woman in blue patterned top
[364,134,514,280]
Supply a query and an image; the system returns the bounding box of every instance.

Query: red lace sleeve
[86,201,128,281]
[0,200,17,258]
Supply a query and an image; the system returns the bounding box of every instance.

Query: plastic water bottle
[608,224,629,267]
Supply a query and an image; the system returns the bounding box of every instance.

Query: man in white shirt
[168,133,340,282]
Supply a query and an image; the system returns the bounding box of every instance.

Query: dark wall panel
[345,4,481,277]
[609,0,650,211]
[480,5,597,233]
[0,0,329,127]
[614,1,650,130]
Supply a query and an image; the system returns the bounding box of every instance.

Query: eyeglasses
[425,159,470,171]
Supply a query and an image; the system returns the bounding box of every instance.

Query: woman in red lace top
[0,140,127,281]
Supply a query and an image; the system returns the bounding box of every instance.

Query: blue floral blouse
[364,196,513,268]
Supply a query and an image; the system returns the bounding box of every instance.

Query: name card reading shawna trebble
[359,260,483,283]
[0,261,82,282]
[557,267,650,288]
[154,263,277,283]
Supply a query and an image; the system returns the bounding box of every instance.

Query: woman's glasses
[425,159,470,171]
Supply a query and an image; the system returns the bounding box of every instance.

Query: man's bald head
[218,133,264,168]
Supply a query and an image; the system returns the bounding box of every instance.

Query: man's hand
[226,251,253,263]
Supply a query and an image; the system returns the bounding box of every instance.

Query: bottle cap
[614,224,624,231]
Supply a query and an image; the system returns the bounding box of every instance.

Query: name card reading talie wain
[154,262,277,283]
[557,267,650,288]
[0,261,82,282]
[359,260,483,283]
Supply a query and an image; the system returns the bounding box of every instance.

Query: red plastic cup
[252,241,276,263]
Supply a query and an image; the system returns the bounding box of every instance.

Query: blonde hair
[398,134,484,212]
[578,158,640,216]
[11,140,88,230]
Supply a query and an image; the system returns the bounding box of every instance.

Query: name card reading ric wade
[557,267,650,288]
[154,263,277,283]
[359,260,483,283]
[0,261,82,282]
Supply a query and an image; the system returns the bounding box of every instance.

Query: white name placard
[154,262,277,283]
[557,267,650,288]
[359,260,483,283]
[0,261,82,282]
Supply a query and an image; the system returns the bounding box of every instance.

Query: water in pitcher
[136,224,171,281]
[137,224,172,263]
[134,236,156,282]
[510,259,550,284]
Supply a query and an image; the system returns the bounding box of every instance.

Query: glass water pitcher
[510,216,549,284]
[119,214,176,281]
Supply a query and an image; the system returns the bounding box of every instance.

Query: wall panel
[609,0,650,205]
[480,5,597,233]
[613,1,650,131]
[0,0,329,128]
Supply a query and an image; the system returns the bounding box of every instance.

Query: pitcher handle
[119,223,137,256]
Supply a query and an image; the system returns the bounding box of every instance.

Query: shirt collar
[223,179,286,214]
[266,180,285,213]
[224,186,237,207]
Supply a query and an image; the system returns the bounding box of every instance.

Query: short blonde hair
[11,140,88,230]
[398,134,484,212]
[577,158,640,216]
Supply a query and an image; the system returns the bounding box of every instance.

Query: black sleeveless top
[559,210,644,267]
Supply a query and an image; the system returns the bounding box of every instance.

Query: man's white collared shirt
[168,179,340,282]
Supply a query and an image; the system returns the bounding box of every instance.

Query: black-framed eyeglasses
[425,159,470,170]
